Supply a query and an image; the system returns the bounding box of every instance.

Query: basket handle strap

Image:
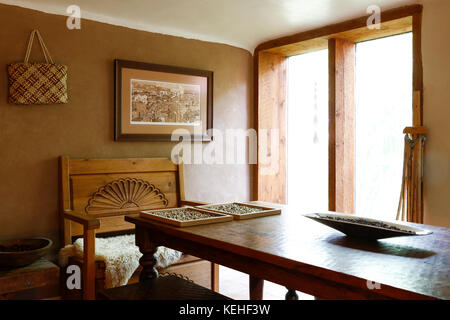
[24,29,54,64]
[24,30,37,63]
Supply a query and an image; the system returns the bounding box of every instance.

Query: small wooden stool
[98,274,231,300]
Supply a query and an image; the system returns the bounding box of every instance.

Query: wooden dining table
[125,202,450,300]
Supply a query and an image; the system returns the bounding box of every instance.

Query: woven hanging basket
[7,29,68,105]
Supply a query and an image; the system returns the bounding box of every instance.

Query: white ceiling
[1,0,421,52]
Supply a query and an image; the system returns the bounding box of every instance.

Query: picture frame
[114,59,213,141]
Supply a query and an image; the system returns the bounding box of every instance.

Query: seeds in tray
[149,209,216,221]
[207,203,263,215]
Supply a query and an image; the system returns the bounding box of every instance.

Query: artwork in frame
[114,59,213,141]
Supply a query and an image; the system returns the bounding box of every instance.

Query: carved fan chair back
[59,156,209,299]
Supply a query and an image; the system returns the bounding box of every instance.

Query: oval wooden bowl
[0,238,52,267]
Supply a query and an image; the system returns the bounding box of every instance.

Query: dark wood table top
[126,202,450,300]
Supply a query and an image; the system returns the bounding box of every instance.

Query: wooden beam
[253,48,260,201]
[329,39,355,213]
[264,16,412,57]
[255,5,422,54]
[413,11,424,222]
[412,12,423,125]
[257,52,287,204]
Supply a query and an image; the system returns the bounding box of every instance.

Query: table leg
[211,263,220,292]
[136,227,159,282]
[249,276,264,300]
[285,288,298,300]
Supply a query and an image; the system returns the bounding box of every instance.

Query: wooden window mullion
[328,38,355,213]
[256,51,287,204]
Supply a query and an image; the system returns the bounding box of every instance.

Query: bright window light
[287,49,328,212]
[355,33,412,220]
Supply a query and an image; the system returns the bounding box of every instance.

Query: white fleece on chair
[58,234,182,288]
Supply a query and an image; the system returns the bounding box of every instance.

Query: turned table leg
[285,288,298,300]
[135,226,159,282]
[249,276,264,300]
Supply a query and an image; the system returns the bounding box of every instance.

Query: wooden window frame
[254,5,423,212]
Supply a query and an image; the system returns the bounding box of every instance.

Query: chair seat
[98,275,231,300]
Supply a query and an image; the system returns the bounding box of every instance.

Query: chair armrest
[179,200,210,207]
[63,210,98,299]
[63,210,100,230]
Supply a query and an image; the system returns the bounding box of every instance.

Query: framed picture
[114,59,213,141]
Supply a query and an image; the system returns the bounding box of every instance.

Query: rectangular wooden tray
[139,206,233,227]
[198,202,281,220]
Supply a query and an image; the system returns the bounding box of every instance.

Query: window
[285,33,412,217]
[355,33,412,220]
[256,6,423,221]
[287,50,328,211]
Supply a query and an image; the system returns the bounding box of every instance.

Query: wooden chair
[59,156,219,300]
